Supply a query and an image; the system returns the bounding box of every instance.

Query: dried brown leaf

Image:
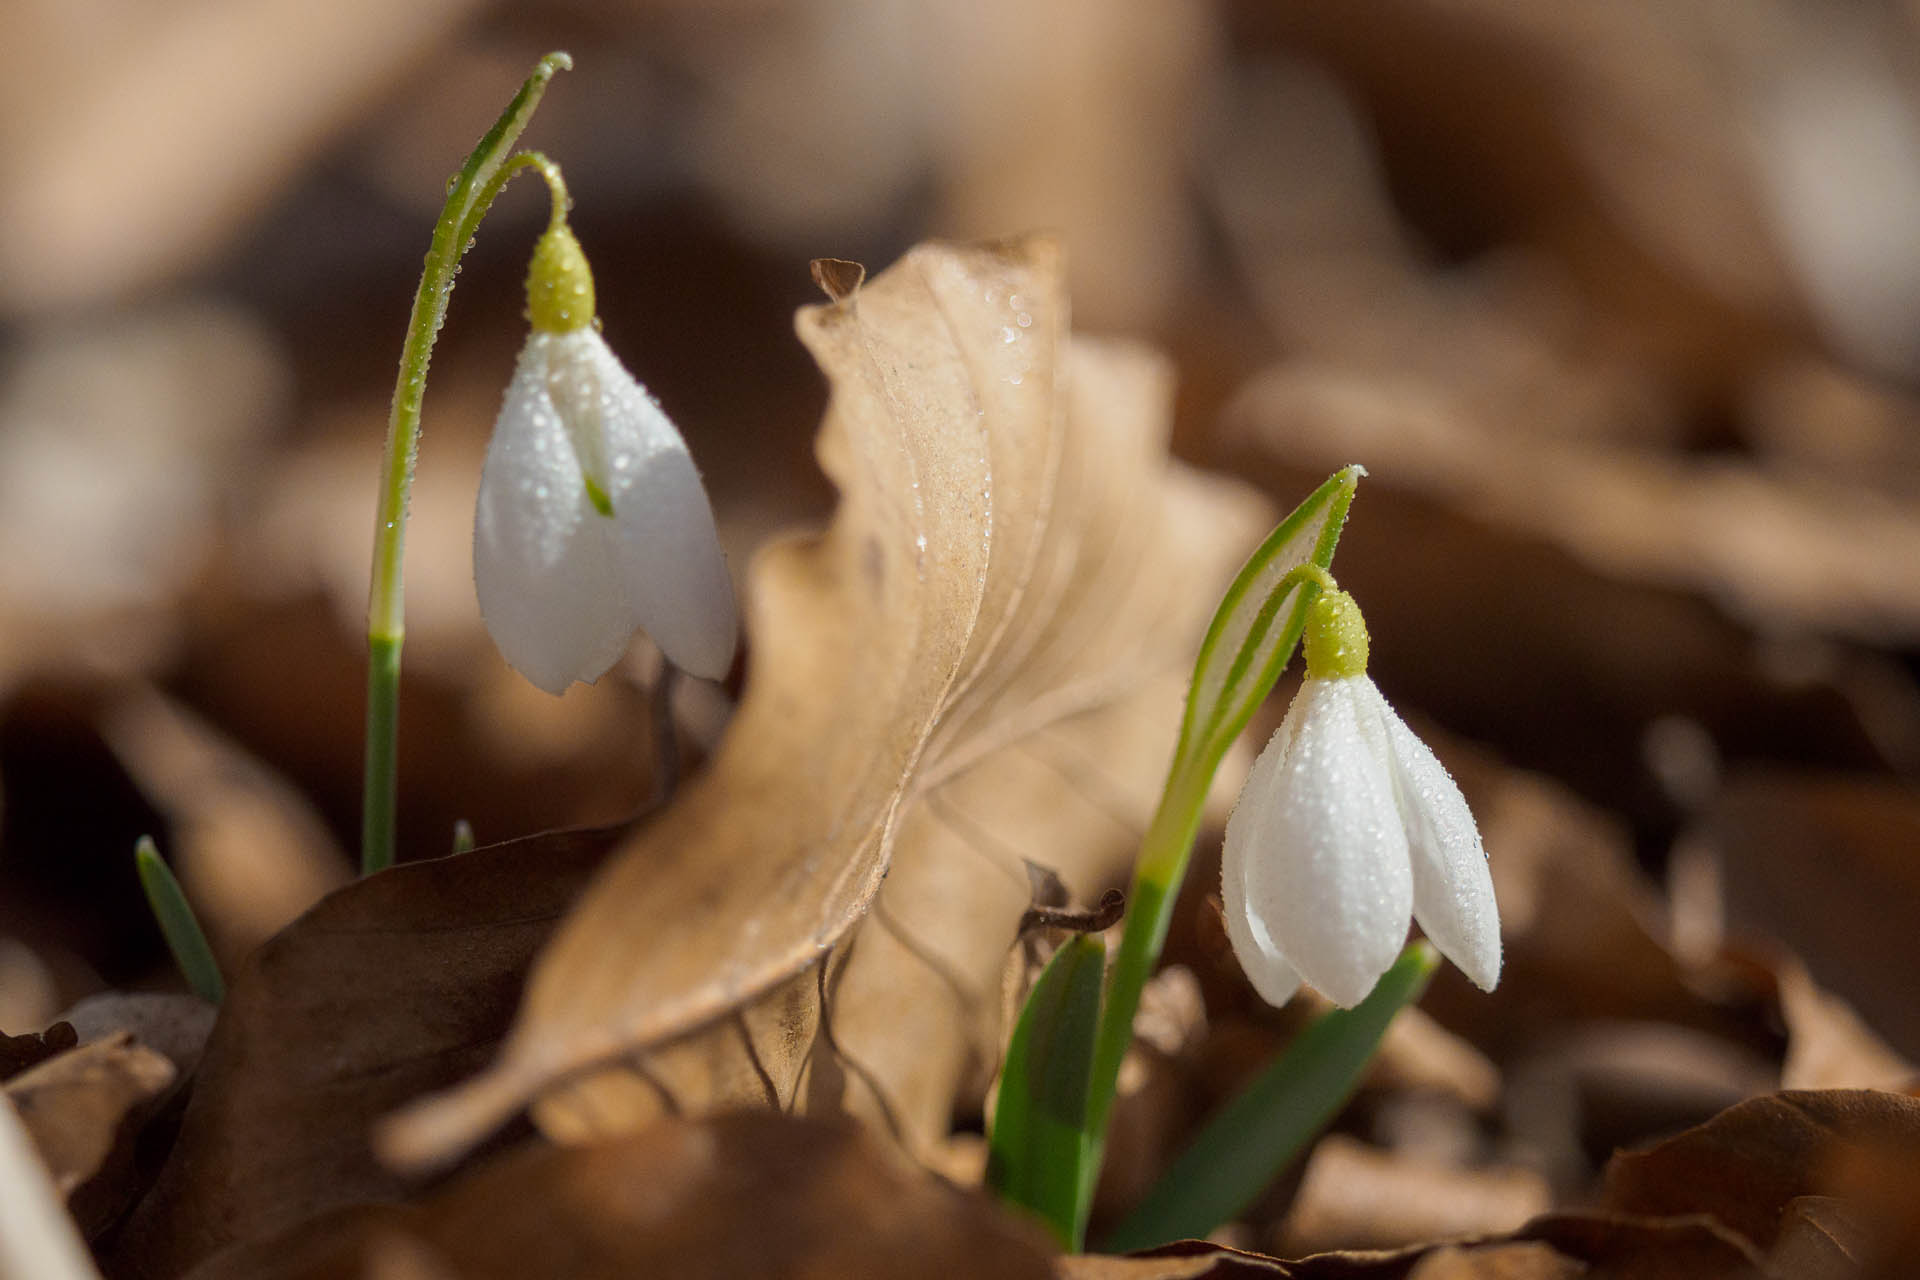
[1604,1088,1920,1258]
[182,1111,1054,1280]
[1509,1214,1766,1280]
[1767,1196,1867,1280]
[1060,1215,1762,1279]
[5,1031,175,1236]
[381,237,1271,1168]
[1057,1243,1293,1279]
[109,824,625,1278]
[1401,1244,1578,1280]
[1812,1137,1920,1280]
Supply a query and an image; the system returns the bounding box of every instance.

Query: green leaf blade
[1102,941,1440,1253]
[134,835,225,1006]
[987,933,1108,1247]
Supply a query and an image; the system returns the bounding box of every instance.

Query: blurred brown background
[3,0,1918,1123]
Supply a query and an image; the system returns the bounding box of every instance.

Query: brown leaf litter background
[5,3,1920,1278]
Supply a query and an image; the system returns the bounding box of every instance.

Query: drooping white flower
[1222,588,1500,1008]
[474,220,736,694]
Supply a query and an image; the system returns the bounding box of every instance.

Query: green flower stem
[1072,470,1359,1245]
[360,51,571,875]
[362,631,400,875]
[134,836,224,1005]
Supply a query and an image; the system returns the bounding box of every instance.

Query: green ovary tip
[527,221,596,333]
[583,473,614,517]
[1303,589,1369,679]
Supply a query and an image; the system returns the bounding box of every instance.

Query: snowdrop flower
[1222,587,1500,1008]
[474,216,736,693]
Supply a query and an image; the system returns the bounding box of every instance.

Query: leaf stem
[360,52,571,875]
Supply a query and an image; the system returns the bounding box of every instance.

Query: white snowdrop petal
[586,335,738,681]
[475,335,616,693]
[1223,852,1302,1006]
[474,331,738,691]
[1364,682,1503,992]
[1222,722,1304,1007]
[1240,678,1412,1007]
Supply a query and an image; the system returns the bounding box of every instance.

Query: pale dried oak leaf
[381,236,1274,1169]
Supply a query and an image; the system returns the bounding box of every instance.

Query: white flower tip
[1240,948,1302,1008]
[1454,930,1502,993]
[1309,923,1411,1008]
[659,586,737,683]
[1469,954,1501,993]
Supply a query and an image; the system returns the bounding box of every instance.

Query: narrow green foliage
[451,819,476,855]
[134,836,225,1005]
[361,51,572,876]
[1103,942,1440,1251]
[987,935,1107,1246]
